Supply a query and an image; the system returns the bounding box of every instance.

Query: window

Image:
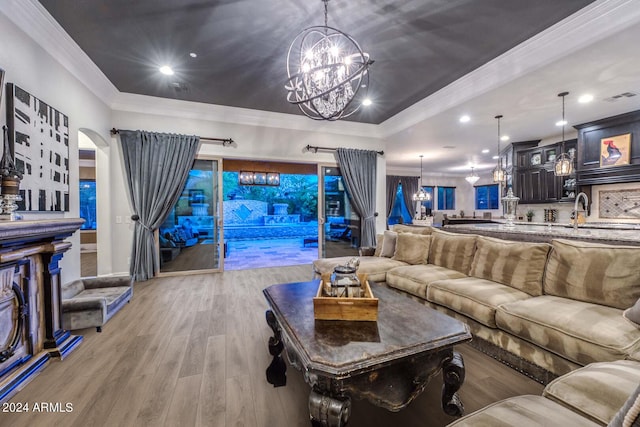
[388,184,413,225]
[437,187,455,210]
[419,186,434,214]
[79,179,97,230]
[475,184,499,210]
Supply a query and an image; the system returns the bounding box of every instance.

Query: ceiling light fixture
[412,155,431,201]
[554,91,573,177]
[501,135,510,141]
[159,65,174,75]
[465,167,479,185]
[285,0,373,121]
[459,115,470,123]
[492,115,506,183]
[578,93,593,103]
[189,52,197,58]
[362,98,372,106]
[482,149,490,154]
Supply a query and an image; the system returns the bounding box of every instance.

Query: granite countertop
[444,222,640,244]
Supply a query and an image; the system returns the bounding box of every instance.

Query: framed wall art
[6,83,69,211]
[600,133,631,168]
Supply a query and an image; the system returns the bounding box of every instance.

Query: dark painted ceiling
[39,0,596,124]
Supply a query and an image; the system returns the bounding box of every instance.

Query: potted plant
[526,210,535,222]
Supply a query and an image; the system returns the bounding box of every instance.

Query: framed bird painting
[600,133,631,168]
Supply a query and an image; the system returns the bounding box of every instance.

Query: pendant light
[412,155,430,201]
[492,115,506,183]
[465,167,479,185]
[554,91,573,177]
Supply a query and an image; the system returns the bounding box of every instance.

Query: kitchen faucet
[573,192,589,230]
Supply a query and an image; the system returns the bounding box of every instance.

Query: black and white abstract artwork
[7,84,69,212]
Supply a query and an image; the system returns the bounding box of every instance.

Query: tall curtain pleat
[399,176,419,219]
[334,148,377,247]
[385,175,402,226]
[118,130,200,281]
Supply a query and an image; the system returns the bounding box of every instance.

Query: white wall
[0,10,112,280]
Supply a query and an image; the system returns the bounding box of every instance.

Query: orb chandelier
[492,115,506,183]
[285,0,373,121]
[413,155,431,201]
[554,91,574,177]
[465,167,479,185]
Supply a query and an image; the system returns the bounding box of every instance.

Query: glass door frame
[155,155,224,277]
[318,162,360,259]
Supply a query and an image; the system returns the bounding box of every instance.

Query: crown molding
[1,0,119,105]
[111,92,382,138]
[379,0,640,138]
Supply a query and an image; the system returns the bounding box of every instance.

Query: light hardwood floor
[5,265,543,427]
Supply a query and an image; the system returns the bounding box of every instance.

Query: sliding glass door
[319,165,360,258]
[157,157,222,274]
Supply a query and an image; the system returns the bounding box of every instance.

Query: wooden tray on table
[313,273,378,321]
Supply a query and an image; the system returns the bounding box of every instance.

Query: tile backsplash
[599,188,640,219]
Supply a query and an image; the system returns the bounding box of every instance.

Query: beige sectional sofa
[312,225,640,382]
[449,359,640,426]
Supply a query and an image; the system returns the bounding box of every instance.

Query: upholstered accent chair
[61,276,133,332]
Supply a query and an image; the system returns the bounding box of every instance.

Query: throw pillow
[380,231,398,258]
[608,384,640,427]
[373,233,384,257]
[624,299,640,327]
[392,233,431,265]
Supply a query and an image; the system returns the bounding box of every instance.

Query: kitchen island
[443,222,640,246]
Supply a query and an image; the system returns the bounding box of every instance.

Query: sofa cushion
[469,236,550,296]
[76,286,132,315]
[380,230,398,257]
[386,264,466,299]
[496,295,640,366]
[312,256,407,283]
[543,360,640,425]
[392,233,431,265]
[427,277,532,328]
[446,395,601,427]
[391,224,434,235]
[428,230,477,275]
[544,239,640,310]
[373,233,384,256]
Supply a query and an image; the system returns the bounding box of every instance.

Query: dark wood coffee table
[263,280,472,427]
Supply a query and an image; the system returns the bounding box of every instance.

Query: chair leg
[96,326,102,333]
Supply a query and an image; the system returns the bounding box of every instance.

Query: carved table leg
[442,351,466,417]
[265,310,286,387]
[309,389,351,427]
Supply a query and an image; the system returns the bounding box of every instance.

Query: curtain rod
[110,128,235,147]
[304,144,384,155]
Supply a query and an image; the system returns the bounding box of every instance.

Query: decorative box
[313,273,378,321]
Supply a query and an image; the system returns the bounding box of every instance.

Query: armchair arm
[62,298,106,313]
[82,276,133,289]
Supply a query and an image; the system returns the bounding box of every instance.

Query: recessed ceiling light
[578,94,593,103]
[189,52,197,58]
[362,98,372,106]
[500,135,510,142]
[459,115,470,123]
[556,120,568,126]
[159,65,174,75]
[482,149,490,154]
[492,155,499,160]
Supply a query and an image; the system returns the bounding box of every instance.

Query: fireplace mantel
[0,218,84,402]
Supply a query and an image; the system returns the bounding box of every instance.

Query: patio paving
[224,238,319,270]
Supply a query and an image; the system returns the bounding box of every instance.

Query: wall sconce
[238,171,280,186]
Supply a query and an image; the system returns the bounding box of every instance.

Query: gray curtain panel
[399,176,419,219]
[386,175,401,222]
[118,130,200,281]
[334,148,378,247]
